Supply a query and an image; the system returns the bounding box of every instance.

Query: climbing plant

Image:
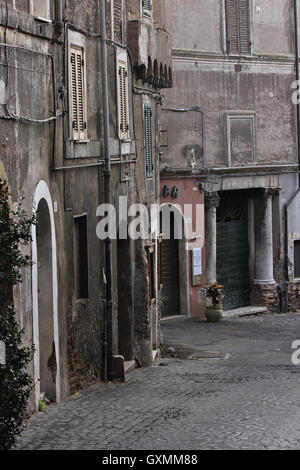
[0,179,35,450]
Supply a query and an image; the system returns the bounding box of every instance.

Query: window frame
[68,41,88,142]
[225,110,256,167]
[144,101,153,179]
[142,0,153,19]
[116,49,130,141]
[30,0,52,22]
[223,0,252,56]
[73,214,89,300]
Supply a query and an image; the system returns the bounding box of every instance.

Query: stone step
[222,306,268,318]
[124,360,136,374]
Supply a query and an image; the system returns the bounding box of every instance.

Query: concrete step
[124,360,136,374]
[160,314,188,322]
[152,349,160,364]
[222,306,268,318]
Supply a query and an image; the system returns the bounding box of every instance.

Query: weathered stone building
[162,0,300,317]
[0,0,172,410]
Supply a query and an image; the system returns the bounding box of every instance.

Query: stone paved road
[15,313,300,450]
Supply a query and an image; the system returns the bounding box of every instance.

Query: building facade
[162,0,300,317]
[0,0,172,410]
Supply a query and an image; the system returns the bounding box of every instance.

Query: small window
[70,46,87,141]
[142,0,152,18]
[146,244,155,304]
[31,0,51,20]
[117,59,130,141]
[226,0,251,55]
[294,240,300,278]
[144,103,153,178]
[74,215,89,299]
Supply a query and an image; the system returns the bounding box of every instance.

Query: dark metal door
[161,214,180,317]
[216,193,250,311]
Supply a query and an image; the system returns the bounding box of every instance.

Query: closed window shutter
[239,0,250,54]
[226,0,250,54]
[142,0,152,18]
[226,0,239,53]
[70,47,86,141]
[144,104,153,178]
[118,60,129,140]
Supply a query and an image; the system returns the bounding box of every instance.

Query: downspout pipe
[100,0,112,382]
[283,0,300,312]
[54,0,63,33]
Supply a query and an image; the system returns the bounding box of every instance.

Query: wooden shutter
[144,103,153,178]
[226,0,250,54]
[70,47,87,141]
[142,0,152,18]
[118,60,129,140]
[239,0,250,54]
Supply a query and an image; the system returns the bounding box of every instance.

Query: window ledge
[74,139,90,144]
[34,16,52,24]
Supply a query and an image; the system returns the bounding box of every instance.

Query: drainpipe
[54,0,63,33]
[100,0,112,382]
[283,0,300,312]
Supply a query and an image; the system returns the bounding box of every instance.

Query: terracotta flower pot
[205,305,223,323]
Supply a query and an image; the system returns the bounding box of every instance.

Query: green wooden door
[216,193,250,311]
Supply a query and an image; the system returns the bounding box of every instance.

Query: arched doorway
[36,200,56,401]
[117,237,133,360]
[32,181,59,409]
[160,204,190,318]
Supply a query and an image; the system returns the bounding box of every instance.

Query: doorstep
[160,315,188,322]
[124,360,136,374]
[222,306,268,318]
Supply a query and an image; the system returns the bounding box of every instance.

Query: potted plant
[205,282,224,322]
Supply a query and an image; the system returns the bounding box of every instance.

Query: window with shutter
[32,0,51,20]
[118,60,130,141]
[144,103,153,179]
[142,0,152,18]
[70,47,87,141]
[226,0,250,55]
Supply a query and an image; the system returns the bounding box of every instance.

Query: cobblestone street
[16,313,300,450]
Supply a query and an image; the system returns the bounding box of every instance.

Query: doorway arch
[117,236,134,360]
[160,204,190,317]
[32,180,59,409]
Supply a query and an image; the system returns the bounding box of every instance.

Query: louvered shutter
[239,0,250,54]
[118,60,129,140]
[226,0,250,54]
[70,47,87,141]
[226,0,239,53]
[142,0,152,18]
[144,104,153,179]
